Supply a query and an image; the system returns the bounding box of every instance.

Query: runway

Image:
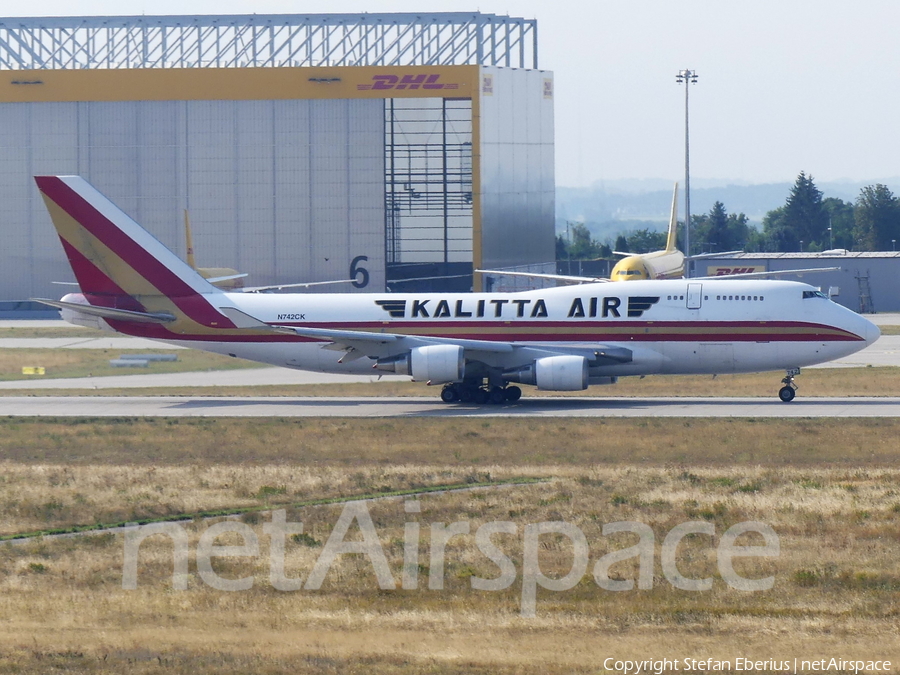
[0,336,897,390]
[3,395,900,418]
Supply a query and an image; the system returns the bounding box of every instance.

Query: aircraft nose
[864,318,881,346]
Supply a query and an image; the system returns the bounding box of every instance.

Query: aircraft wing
[686,250,744,261]
[218,307,632,366]
[476,269,609,284]
[692,266,841,281]
[242,279,355,293]
[205,272,249,284]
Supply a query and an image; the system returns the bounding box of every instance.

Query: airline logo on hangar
[358,74,459,91]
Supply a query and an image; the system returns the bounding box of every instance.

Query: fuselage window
[760,296,764,301]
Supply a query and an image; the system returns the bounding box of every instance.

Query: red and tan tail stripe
[35,175,236,330]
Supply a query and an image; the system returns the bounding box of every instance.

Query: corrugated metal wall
[0,98,385,301]
[479,67,555,270]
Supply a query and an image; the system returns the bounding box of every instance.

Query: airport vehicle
[32,175,879,404]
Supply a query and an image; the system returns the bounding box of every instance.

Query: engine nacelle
[509,355,589,391]
[409,344,464,383]
[376,344,464,384]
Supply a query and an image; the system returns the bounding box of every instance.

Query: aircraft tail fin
[34,175,235,330]
[666,182,679,253]
[184,209,197,270]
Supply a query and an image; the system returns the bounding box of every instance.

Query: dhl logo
[357,74,459,91]
[710,266,765,276]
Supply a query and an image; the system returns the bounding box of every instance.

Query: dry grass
[0,326,109,339]
[1,417,899,469]
[2,467,899,671]
[2,418,900,672]
[0,348,259,381]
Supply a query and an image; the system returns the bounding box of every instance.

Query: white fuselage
[77,278,878,382]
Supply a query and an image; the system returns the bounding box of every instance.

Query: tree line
[558,172,900,259]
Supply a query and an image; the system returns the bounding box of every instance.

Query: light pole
[676,69,698,274]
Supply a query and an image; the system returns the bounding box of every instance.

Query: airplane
[184,209,356,294]
[609,182,686,281]
[480,183,759,285]
[31,175,879,404]
[183,209,247,291]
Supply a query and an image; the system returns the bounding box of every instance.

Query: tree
[624,228,667,253]
[692,201,750,253]
[556,222,610,260]
[782,171,828,250]
[614,234,629,253]
[745,225,767,252]
[761,206,797,252]
[760,172,828,252]
[853,184,900,251]
[822,197,854,250]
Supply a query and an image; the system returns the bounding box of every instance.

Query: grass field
[0,348,260,381]
[1,417,899,673]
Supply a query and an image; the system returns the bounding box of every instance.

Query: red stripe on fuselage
[106,319,863,343]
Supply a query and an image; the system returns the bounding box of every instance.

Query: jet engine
[376,344,464,384]
[508,355,589,391]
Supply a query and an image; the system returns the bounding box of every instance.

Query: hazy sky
[9,0,900,187]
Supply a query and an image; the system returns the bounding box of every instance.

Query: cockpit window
[802,290,828,299]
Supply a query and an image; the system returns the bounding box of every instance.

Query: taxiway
[2,395,900,418]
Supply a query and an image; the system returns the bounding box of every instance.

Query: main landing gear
[440,383,522,405]
[778,368,800,402]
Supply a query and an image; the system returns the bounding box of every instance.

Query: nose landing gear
[778,368,800,402]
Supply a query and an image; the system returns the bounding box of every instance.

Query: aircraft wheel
[458,387,475,403]
[440,385,459,403]
[488,387,506,405]
[473,388,489,405]
[778,386,796,402]
[504,386,522,402]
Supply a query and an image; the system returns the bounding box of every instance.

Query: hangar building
[0,12,554,310]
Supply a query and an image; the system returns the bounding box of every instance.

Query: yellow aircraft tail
[665,182,679,253]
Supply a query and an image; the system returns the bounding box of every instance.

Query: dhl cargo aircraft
[32,176,879,404]
[481,184,756,285]
[609,183,685,281]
